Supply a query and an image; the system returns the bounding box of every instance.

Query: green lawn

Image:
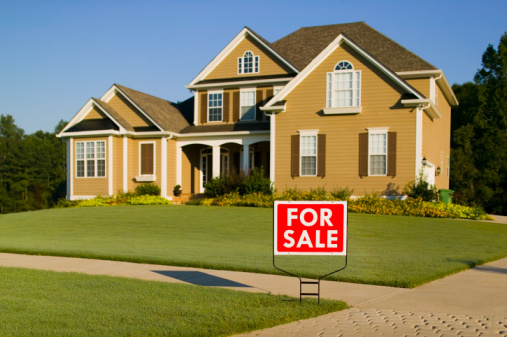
[0,267,345,336]
[1,205,506,287]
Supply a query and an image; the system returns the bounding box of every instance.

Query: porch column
[161,137,168,198]
[242,144,250,173]
[176,145,182,186]
[212,145,220,178]
[67,137,73,200]
[108,135,113,196]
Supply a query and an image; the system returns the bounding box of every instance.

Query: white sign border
[274,200,348,256]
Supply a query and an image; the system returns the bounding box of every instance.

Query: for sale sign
[274,201,347,255]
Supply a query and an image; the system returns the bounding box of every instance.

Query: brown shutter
[256,89,264,121]
[387,132,397,177]
[291,135,300,178]
[200,92,207,124]
[141,143,154,175]
[232,91,240,122]
[223,92,230,122]
[359,133,368,177]
[317,134,326,177]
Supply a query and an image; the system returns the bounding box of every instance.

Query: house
[58,22,457,200]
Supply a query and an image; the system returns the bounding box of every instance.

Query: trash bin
[439,189,454,203]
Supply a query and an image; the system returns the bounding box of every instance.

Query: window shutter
[223,92,230,122]
[200,93,207,124]
[387,132,397,177]
[141,143,154,175]
[359,133,368,177]
[256,89,263,121]
[291,135,300,178]
[317,134,326,177]
[233,91,240,122]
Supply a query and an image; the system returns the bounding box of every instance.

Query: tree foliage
[0,115,67,213]
[451,32,507,214]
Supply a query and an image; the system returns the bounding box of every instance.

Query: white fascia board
[126,131,177,139]
[177,130,269,138]
[401,99,442,119]
[397,70,458,106]
[58,130,121,138]
[187,27,298,87]
[264,34,424,110]
[112,85,164,131]
[57,98,126,137]
[186,77,293,90]
[100,84,117,102]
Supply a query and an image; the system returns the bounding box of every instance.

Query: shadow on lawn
[152,270,252,287]
[446,258,507,274]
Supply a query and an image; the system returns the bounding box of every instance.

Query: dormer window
[238,51,259,74]
[327,61,361,108]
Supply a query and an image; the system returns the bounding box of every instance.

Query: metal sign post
[273,200,348,303]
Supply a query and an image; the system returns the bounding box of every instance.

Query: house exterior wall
[166,138,177,196]
[113,136,123,193]
[126,137,162,191]
[206,35,292,80]
[73,136,109,196]
[181,145,202,194]
[83,107,106,120]
[422,84,451,189]
[406,78,430,97]
[274,43,417,194]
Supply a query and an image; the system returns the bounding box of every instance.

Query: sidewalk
[0,253,506,336]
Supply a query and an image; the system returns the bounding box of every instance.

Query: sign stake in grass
[273,201,348,303]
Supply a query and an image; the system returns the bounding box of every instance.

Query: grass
[0,267,346,336]
[1,205,506,287]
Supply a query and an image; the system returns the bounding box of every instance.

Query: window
[291,132,326,178]
[327,61,361,108]
[301,134,317,176]
[208,92,223,122]
[369,132,387,175]
[76,141,106,178]
[359,129,396,177]
[238,51,259,74]
[140,143,155,175]
[240,90,256,120]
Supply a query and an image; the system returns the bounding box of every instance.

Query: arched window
[238,51,259,74]
[327,61,361,108]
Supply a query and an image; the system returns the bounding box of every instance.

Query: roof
[91,98,134,132]
[65,118,119,133]
[271,22,437,72]
[114,84,190,133]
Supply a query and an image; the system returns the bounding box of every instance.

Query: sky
[1,0,506,134]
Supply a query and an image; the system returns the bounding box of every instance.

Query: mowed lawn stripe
[1,205,506,287]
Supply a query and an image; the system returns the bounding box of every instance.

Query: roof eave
[397,70,458,106]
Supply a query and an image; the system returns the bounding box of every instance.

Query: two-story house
[58,22,457,200]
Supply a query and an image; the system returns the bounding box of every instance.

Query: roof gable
[271,22,437,73]
[187,27,298,88]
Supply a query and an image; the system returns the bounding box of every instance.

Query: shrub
[403,172,438,201]
[330,186,354,200]
[204,168,273,197]
[134,183,161,196]
[126,195,171,205]
[244,167,273,195]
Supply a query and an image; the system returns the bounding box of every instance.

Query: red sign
[274,201,347,255]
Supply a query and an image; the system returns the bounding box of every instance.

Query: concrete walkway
[0,253,506,336]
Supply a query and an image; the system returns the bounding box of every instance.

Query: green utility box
[439,189,454,203]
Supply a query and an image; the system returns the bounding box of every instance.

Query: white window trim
[75,140,106,179]
[238,51,260,75]
[326,61,361,109]
[136,141,156,182]
[367,127,389,177]
[298,130,319,177]
[273,85,283,95]
[240,87,256,121]
[207,90,224,123]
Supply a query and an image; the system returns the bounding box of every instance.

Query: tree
[450,33,507,214]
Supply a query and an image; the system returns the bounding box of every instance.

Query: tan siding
[83,107,106,120]
[166,139,177,196]
[422,84,451,190]
[206,35,293,80]
[113,136,124,193]
[73,137,109,196]
[107,94,153,128]
[274,43,416,193]
[406,78,430,98]
[181,145,201,194]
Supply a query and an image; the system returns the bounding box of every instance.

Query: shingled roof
[91,98,134,132]
[271,22,437,72]
[115,84,190,133]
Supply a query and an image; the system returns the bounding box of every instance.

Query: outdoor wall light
[422,157,427,166]
[437,166,441,176]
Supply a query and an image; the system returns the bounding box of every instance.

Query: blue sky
[1,0,506,134]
